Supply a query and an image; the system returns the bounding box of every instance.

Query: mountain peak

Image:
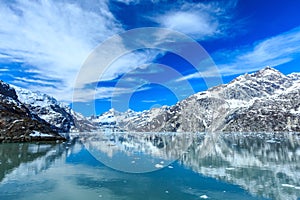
[254,66,283,77]
[0,80,18,100]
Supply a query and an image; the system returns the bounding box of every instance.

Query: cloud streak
[0,0,239,105]
[0,0,121,101]
[217,26,300,75]
[177,26,300,81]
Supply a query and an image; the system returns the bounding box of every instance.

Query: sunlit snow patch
[29,131,54,137]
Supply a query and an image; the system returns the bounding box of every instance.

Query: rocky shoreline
[0,135,66,143]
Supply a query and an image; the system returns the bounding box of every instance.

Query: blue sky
[0,0,300,116]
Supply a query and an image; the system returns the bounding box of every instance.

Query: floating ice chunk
[225,167,235,170]
[282,184,294,188]
[200,194,208,199]
[266,139,276,143]
[281,184,300,189]
[155,164,164,168]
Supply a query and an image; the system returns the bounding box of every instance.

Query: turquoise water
[0,133,299,200]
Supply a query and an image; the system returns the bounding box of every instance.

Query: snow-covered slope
[90,106,172,132]
[93,67,300,132]
[0,81,64,142]
[13,86,97,133]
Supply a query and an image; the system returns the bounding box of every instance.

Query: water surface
[0,132,299,200]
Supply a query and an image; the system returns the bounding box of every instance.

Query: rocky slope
[93,67,300,132]
[0,80,99,142]
[0,81,64,142]
[13,85,96,134]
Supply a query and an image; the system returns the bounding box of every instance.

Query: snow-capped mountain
[0,80,64,142]
[92,67,300,132]
[13,85,97,133]
[91,106,171,131]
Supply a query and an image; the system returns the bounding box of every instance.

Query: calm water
[0,132,300,200]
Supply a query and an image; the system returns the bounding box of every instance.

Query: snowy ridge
[12,85,97,133]
[0,81,65,141]
[92,67,300,132]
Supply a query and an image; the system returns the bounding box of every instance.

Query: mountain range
[0,66,300,142]
[91,67,300,133]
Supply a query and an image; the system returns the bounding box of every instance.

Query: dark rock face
[0,82,65,142]
[0,80,17,100]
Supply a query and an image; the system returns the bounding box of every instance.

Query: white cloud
[0,0,173,103]
[175,68,220,82]
[159,11,217,38]
[0,0,122,101]
[217,26,300,75]
[155,1,235,39]
[14,77,56,86]
[141,99,159,103]
[100,50,162,81]
[115,0,140,5]
[176,26,300,81]
[0,68,9,72]
[71,86,138,102]
[0,0,237,104]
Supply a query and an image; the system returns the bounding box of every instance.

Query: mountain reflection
[0,133,299,200]
[80,132,196,173]
[81,132,300,200]
[0,142,66,183]
[181,133,300,200]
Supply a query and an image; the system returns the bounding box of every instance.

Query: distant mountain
[92,67,300,132]
[0,80,64,142]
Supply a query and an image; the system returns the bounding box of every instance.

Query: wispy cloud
[141,99,165,103]
[0,68,9,72]
[115,0,140,5]
[216,26,300,75]
[71,86,146,102]
[154,1,237,39]
[0,0,122,101]
[0,0,177,103]
[13,77,57,87]
[101,50,163,81]
[0,0,238,104]
[175,68,221,82]
[176,26,300,81]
